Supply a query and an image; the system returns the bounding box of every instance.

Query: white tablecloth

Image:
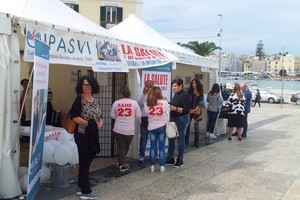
[19,126,67,141]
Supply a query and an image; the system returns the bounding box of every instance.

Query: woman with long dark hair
[206,83,223,138]
[185,79,204,147]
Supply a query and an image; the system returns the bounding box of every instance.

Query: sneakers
[119,165,131,172]
[209,133,217,139]
[165,156,175,165]
[173,157,183,168]
[206,132,210,138]
[138,156,145,163]
[150,165,155,172]
[160,166,166,173]
[80,191,99,199]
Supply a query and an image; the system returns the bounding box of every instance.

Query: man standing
[240,83,252,138]
[137,80,154,163]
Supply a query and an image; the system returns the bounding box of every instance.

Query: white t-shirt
[111,98,142,135]
[144,99,168,131]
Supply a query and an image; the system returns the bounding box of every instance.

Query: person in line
[111,86,142,172]
[240,83,252,138]
[144,86,168,173]
[166,78,190,167]
[253,89,261,107]
[227,84,246,141]
[206,83,223,138]
[185,79,204,147]
[46,88,54,125]
[137,80,154,163]
[71,75,102,199]
[20,78,30,126]
[20,78,31,146]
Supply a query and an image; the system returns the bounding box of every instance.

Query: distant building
[238,54,298,76]
[266,54,296,75]
[62,0,143,28]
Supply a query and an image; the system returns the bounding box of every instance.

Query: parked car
[290,93,300,104]
[251,89,284,103]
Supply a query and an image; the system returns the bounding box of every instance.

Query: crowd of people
[32,75,251,199]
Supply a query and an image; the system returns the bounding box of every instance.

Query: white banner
[27,39,50,200]
[119,42,176,69]
[23,23,177,72]
[23,23,128,72]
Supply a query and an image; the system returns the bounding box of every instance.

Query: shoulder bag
[62,96,82,133]
[61,110,76,133]
[165,101,179,138]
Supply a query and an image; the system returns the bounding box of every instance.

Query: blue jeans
[243,113,248,135]
[207,110,219,133]
[139,124,149,157]
[185,116,200,146]
[149,125,166,166]
[168,114,190,158]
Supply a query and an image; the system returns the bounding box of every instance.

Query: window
[100,6,123,28]
[65,3,79,12]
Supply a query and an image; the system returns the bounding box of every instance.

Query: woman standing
[144,86,168,173]
[166,78,190,168]
[111,86,141,172]
[206,83,223,138]
[227,84,246,141]
[71,75,102,199]
[185,79,204,147]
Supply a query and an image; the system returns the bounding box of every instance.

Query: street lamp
[279,49,288,108]
[217,13,223,83]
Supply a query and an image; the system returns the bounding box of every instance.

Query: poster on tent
[141,62,172,156]
[142,62,172,102]
[23,23,128,72]
[120,42,175,69]
[27,39,49,200]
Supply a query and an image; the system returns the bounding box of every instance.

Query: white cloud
[143,0,300,56]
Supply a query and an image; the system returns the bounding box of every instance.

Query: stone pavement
[55,103,300,199]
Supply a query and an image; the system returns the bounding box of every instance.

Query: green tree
[256,40,265,60]
[177,41,221,56]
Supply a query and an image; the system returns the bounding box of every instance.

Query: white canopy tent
[0,13,22,198]
[0,0,115,37]
[0,1,216,198]
[109,14,218,69]
[0,0,176,198]
[0,0,124,197]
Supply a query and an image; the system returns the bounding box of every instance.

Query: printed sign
[27,39,49,200]
[23,23,177,71]
[142,62,172,102]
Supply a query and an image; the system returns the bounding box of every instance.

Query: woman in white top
[111,86,141,172]
[144,86,168,173]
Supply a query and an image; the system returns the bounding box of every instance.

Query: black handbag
[219,105,230,119]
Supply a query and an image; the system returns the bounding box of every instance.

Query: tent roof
[109,14,218,68]
[0,0,115,38]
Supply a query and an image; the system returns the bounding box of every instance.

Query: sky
[143,0,300,56]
